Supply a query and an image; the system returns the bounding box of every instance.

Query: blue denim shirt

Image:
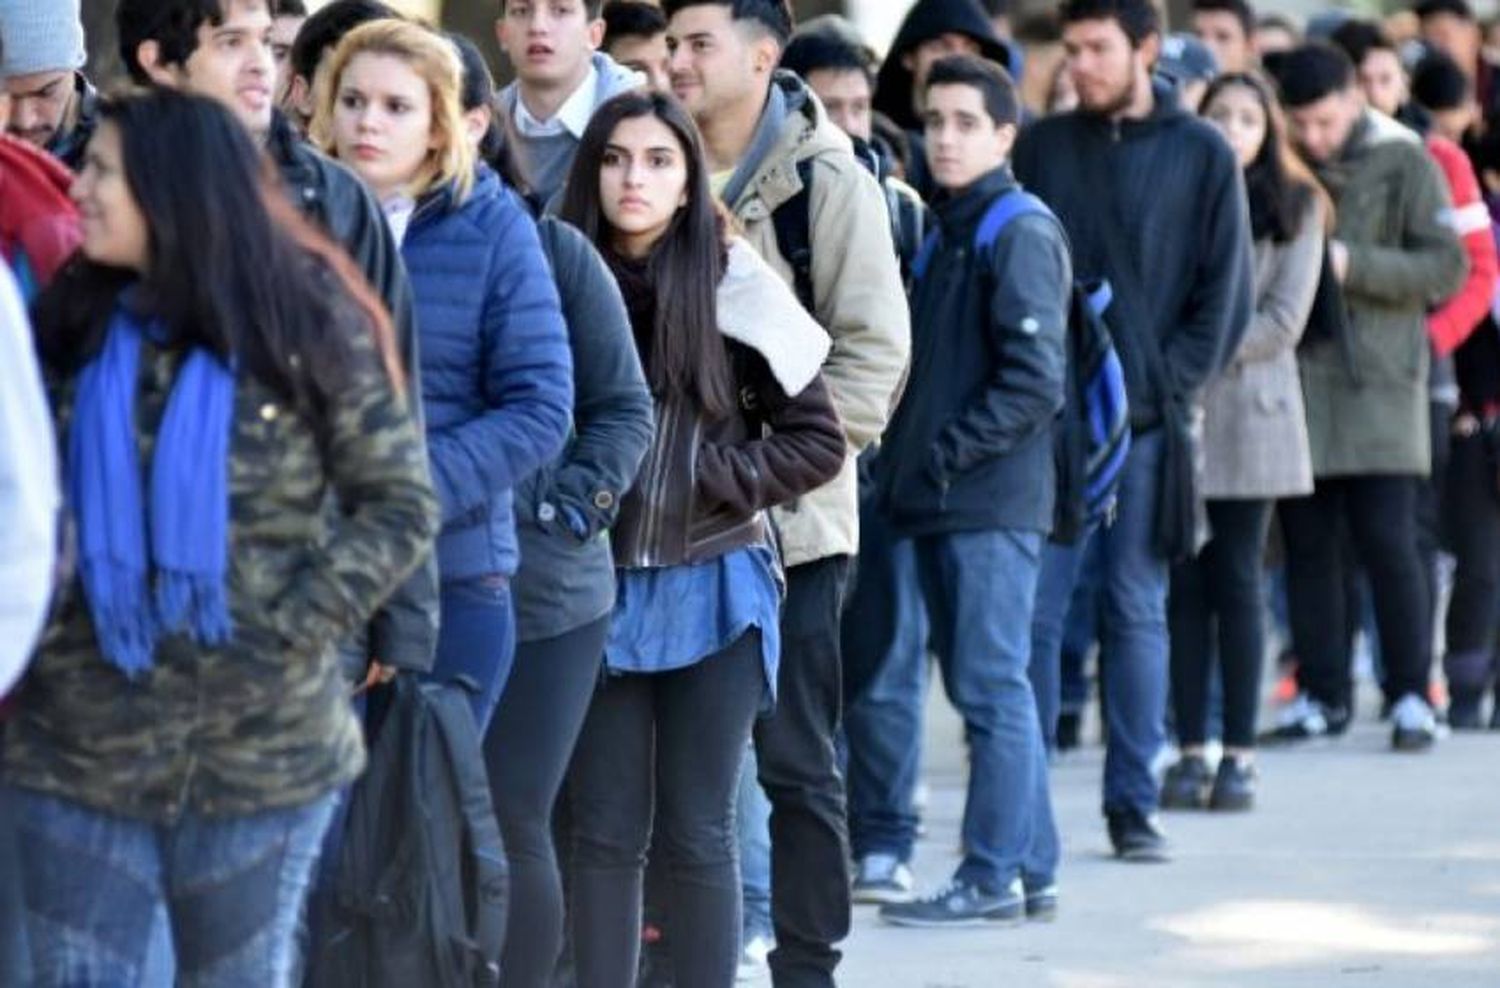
[606,544,782,703]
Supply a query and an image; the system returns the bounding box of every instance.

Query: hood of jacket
[724,70,853,215]
[498,51,643,122]
[717,238,830,396]
[874,0,1012,131]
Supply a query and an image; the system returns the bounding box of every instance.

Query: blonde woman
[314,20,573,730]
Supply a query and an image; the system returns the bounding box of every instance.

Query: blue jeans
[915,528,1058,891]
[735,745,773,942]
[428,575,515,735]
[11,788,335,988]
[1031,429,1169,817]
[844,537,929,863]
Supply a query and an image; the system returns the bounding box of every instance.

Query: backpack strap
[911,228,941,282]
[770,158,817,313]
[972,189,1052,254]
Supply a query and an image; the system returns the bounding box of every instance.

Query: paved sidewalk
[828,692,1500,988]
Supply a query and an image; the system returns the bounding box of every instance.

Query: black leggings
[1168,499,1274,749]
[1444,430,1500,698]
[1281,475,1431,711]
[566,632,763,988]
[483,615,610,988]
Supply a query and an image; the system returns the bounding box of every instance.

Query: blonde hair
[310,19,475,202]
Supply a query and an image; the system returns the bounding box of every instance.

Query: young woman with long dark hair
[1162,71,1326,811]
[558,90,845,988]
[3,89,437,987]
[314,20,574,733]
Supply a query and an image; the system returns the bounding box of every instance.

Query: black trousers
[754,556,853,988]
[1168,499,1274,749]
[1444,429,1500,698]
[484,615,610,988]
[1417,403,1453,696]
[1281,475,1431,712]
[567,632,763,988]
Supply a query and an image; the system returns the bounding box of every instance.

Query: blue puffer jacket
[403,166,573,580]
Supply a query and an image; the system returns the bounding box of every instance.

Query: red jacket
[0,136,79,300]
[1427,135,1498,357]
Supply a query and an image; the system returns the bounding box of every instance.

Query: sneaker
[735,934,772,982]
[879,878,1024,928]
[1159,754,1211,810]
[1024,883,1059,922]
[1263,693,1347,742]
[1107,808,1171,862]
[1449,695,1484,731]
[852,853,915,905]
[1391,693,1438,751]
[1208,756,1257,812]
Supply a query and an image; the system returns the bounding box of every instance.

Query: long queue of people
[0,0,1493,985]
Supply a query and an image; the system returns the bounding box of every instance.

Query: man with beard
[0,0,98,170]
[1013,0,1253,864]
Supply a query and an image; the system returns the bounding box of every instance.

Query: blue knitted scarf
[69,305,235,676]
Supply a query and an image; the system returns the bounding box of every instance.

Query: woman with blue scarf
[2,91,438,987]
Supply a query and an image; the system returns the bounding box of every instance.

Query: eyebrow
[18,77,66,98]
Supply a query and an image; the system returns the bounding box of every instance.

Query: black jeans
[484,615,610,988]
[754,556,852,988]
[1281,475,1431,712]
[1444,428,1500,698]
[1168,499,1274,749]
[567,631,763,988]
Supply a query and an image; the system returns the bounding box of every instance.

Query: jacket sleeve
[269,305,440,654]
[1230,200,1324,366]
[425,203,574,523]
[1426,146,1498,357]
[696,365,847,518]
[806,156,911,452]
[1163,147,1256,398]
[933,214,1069,477]
[538,221,655,540]
[1344,150,1468,308]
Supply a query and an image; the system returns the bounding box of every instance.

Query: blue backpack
[912,190,1131,545]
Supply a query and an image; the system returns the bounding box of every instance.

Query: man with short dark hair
[663,0,909,982]
[1191,0,1256,73]
[603,0,671,92]
[877,52,1065,929]
[284,0,399,133]
[0,0,98,170]
[116,0,437,679]
[496,0,642,206]
[270,0,308,111]
[1014,0,1253,863]
[1275,42,1466,751]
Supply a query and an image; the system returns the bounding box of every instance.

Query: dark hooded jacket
[42,72,98,173]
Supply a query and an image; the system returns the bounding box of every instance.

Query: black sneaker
[1056,711,1082,752]
[1024,883,1059,922]
[879,878,1025,928]
[1262,694,1349,743]
[1449,695,1484,731]
[1391,694,1438,752]
[1208,756,1257,812]
[1107,808,1171,862]
[1159,755,1211,810]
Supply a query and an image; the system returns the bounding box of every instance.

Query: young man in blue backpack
[878,53,1067,928]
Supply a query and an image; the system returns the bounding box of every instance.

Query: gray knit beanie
[0,0,87,78]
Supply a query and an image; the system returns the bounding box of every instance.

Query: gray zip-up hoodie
[497,52,642,206]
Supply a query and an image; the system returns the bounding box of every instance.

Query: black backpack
[307,678,507,987]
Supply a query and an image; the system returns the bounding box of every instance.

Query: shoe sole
[880,910,1025,929]
[1159,790,1209,811]
[1392,734,1436,752]
[1025,903,1058,923]
[1209,794,1254,812]
[853,887,916,906]
[1114,845,1171,863]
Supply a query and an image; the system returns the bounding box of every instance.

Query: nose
[14,98,38,127]
[668,44,693,76]
[622,159,646,188]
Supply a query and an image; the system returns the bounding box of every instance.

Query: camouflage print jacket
[2,302,439,822]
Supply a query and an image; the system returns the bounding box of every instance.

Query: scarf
[69,304,236,676]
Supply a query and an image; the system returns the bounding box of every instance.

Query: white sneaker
[735,934,773,981]
[1391,693,1438,751]
[852,852,916,905]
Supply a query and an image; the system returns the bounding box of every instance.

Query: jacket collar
[410,165,500,230]
[716,238,830,396]
[727,71,852,219]
[1076,77,1187,140]
[932,165,1018,240]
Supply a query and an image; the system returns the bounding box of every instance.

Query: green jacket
[1301,111,1467,477]
[4,301,438,822]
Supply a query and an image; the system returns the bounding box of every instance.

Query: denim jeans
[11,788,335,988]
[428,574,516,735]
[844,537,928,863]
[1031,429,1169,817]
[914,528,1058,890]
[735,745,773,943]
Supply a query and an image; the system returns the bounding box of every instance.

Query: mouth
[526,43,555,59]
[239,85,271,108]
[617,197,649,210]
[353,143,383,160]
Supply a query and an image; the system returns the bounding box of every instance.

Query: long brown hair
[558,90,735,419]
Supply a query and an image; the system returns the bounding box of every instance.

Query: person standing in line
[270,0,308,111]
[1274,42,1466,750]
[663,2,910,982]
[603,1,673,93]
[4,89,438,987]
[1014,0,1254,863]
[0,0,98,170]
[495,0,643,207]
[875,54,1067,928]
[315,19,574,731]
[1160,72,1323,813]
[558,89,845,988]
[283,0,400,134]
[1191,0,1259,74]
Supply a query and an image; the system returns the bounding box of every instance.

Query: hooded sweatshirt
[498,51,642,206]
